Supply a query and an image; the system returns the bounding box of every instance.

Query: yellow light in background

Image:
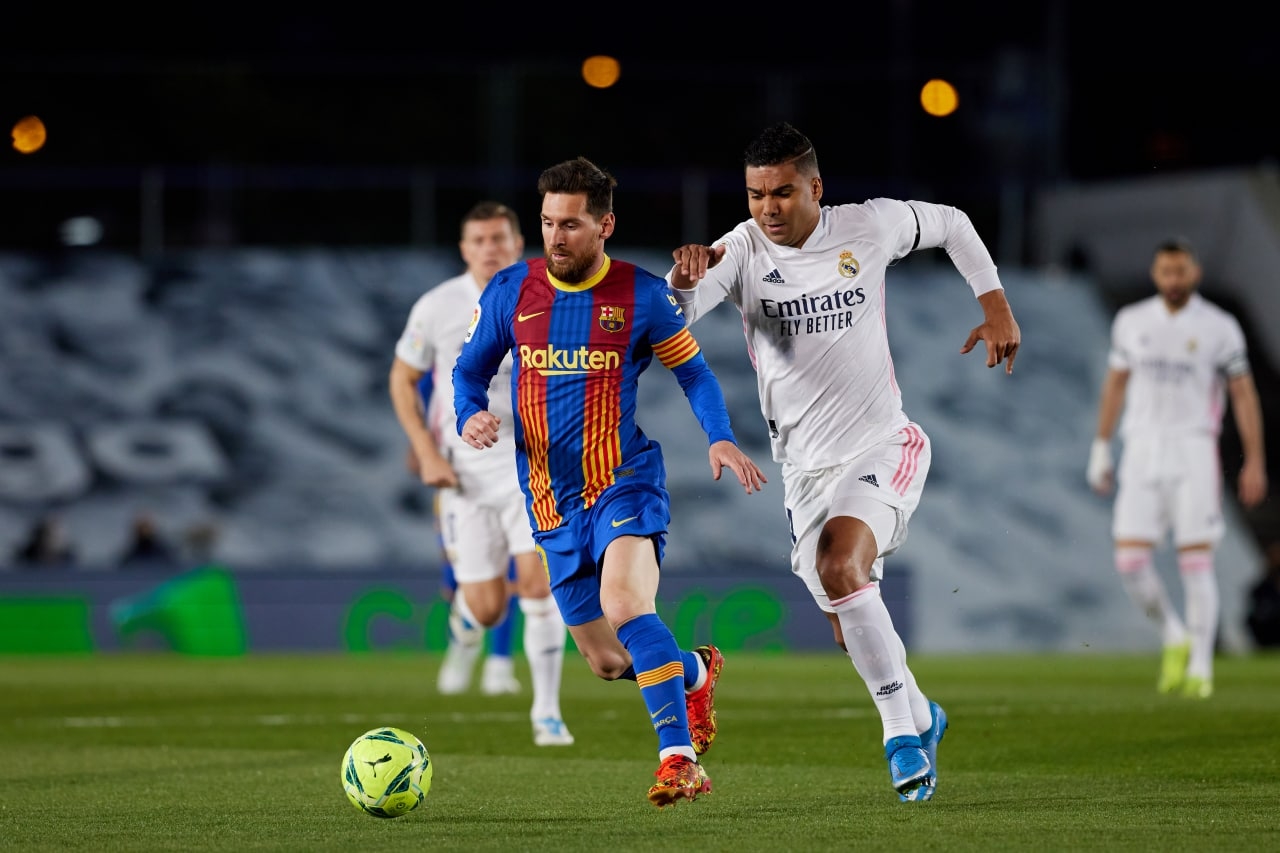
[920,79,959,117]
[581,56,621,89]
[12,115,48,154]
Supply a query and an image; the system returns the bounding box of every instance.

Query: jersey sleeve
[394,293,437,371]
[452,272,515,433]
[1219,313,1251,378]
[647,278,736,445]
[666,225,748,324]
[1107,308,1134,371]
[890,198,1003,297]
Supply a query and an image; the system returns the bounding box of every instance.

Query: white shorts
[436,486,535,584]
[1113,434,1224,547]
[783,423,931,612]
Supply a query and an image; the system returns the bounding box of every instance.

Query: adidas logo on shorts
[858,473,879,487]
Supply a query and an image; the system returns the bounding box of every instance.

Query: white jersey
[669,198,1003,470]
[1109,292,1249,441]
[395,272,518,500]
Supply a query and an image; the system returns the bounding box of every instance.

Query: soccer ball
[341,726,432,818]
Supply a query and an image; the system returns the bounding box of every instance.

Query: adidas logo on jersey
[858,473,879,487]
[762,268,785,283]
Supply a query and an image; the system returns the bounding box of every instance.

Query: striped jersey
[669,199,1003,471]
[453,255,736,532]
[1108,292,1250,439]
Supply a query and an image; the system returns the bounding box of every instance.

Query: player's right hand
[461,412,501,450]
[670,244,726,287]
[415,451,459,488]
[1086,437,1113,494]
[708,440,767,494]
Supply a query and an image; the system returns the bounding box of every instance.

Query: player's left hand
[708,440,767,494]
[962,289,1021,374]
[1238,459,1268,508]
[461,411,502,449]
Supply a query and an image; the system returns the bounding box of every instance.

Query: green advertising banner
[0,566,911,655]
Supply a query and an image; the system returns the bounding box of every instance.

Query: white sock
[1115,546,1187,646]
[831,582,916,742]
[450,589,486,648]
[884,620,934,735]
[520,595,566,720]
[686,651,708,694]
[1179,550,1218,681]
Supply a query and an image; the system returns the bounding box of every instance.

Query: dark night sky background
[2,2,1275,251]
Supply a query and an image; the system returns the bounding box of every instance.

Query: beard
[544,247,594,283]
[1161,287,1192,309]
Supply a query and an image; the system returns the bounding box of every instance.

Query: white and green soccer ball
[341,726,432,819]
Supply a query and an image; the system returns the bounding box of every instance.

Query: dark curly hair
[536,157,616,221]
[744,122,819,175]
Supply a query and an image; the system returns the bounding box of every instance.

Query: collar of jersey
[548,255,612,292]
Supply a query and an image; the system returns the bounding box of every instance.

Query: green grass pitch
[2,651,1278,851]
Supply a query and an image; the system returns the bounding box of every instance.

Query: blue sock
[489,593,517,657]
[615,614,692,755]
[440,550,458,598]
[680,649,700,690]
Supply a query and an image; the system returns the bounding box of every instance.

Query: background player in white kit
[1087,238,1268,699]
[390,200,573,746]
[666,122,1021,802]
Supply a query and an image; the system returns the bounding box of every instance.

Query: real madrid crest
[599,305,626,333]
[838,250,860,279]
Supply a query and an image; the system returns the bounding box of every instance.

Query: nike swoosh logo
[611,516,638,528]
[650,701,674,719]
[517,311,545,322]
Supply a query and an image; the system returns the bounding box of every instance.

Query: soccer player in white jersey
[1087,238,1268,699]
[390,200,574,746]
[666,122,1021,802]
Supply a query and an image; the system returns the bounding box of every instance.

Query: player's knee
[599,598,645,631]
[580,647,630,680]
[816,521,877,596]
[460,590,508,627]
[472,603,508,628]
[816,557,872,599]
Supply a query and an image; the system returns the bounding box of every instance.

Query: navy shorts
[533,480,670,627]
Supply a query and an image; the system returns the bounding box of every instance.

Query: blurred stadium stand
[0,246,1264,653]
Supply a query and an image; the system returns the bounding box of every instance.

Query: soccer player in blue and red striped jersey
[454,157,767,808]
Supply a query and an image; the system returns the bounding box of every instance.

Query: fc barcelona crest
[599,305,626,332]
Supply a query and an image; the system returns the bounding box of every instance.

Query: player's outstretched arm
[708,440,767,494]
[460,411,502,450]
[960,289,1021,373]
[669,244,726,289]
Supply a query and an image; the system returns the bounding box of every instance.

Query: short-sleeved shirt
[394,272,517,500]
[1108,292,1250,440]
